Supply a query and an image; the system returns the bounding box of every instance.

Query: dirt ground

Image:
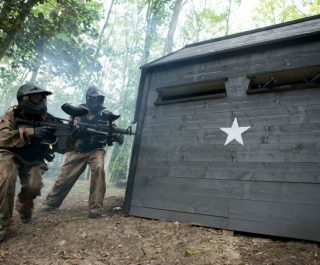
[0,178,319,265]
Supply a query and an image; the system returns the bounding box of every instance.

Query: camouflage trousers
[0,152,47,235]
[45,149,106,214]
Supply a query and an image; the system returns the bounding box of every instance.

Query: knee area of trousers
[28,186,42,197]
[0,168,17,185]
[92,165,105,174]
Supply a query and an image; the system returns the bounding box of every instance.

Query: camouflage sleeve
[66,116,82,151]
[0,111,34,148]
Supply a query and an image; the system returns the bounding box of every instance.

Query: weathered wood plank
[223,47,320,79]
[143,122,320,136]
[135,161,320,183]
[142,132,320,145]
[146,87,320,118]
[137,150,320,163]
[142,123,320,145]
[132,177,320,204]
[227,217,320,242]
[142,114,320,134]
[131,190,229,217]
[144,98,320,133]
[137,160,320,173]
[138,142,320,163]
[148,41,320,89]
[144,102,320,128]
[129,205,228,228]
[229,199,320,226]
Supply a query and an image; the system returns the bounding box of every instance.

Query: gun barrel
[113,126,135,135]
[84,126,134,136]
[79,122,135,135]
[15,118,70,128]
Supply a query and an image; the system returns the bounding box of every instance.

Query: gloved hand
[34,126,56,142]
[71,126,85,139]
[113,133,124,145]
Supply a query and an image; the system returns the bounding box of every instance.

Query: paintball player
[0,83,60,243]
[42,86,124,218]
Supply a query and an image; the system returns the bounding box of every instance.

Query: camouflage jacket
[0,109,55,162]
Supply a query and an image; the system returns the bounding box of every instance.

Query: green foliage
[0,1,36,36]
[251,0,319,26]
[109,141,131,187]
[178,0,242,45]
[0,64,19,113]
[2,0,103,88]
[301,0,320,14]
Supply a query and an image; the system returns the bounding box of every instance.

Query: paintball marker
[15,103,89,153]
[77,109,134,146]
[15,103,135,153]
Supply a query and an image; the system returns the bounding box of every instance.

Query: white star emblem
[220,118,251,146]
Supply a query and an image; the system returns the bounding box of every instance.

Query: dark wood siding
[127,22,320,242]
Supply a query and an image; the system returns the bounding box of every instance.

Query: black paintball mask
[17,83,52,115]
[86,86,105,113]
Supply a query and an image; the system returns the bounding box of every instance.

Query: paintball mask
[85,86,105,113]
[17,83,52,115]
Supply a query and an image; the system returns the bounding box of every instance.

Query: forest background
[0,0,319,187]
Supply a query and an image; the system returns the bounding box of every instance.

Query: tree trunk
[118,15,131,113]
[0,0,41,62]
[94,0,114,60]
[87,0,114,83]
[224,0,242,35]
[30,67,39,83]
[141,0,156,65]
[163,0,183,56]
[18,68,29,84]
[225,0,232,35]
[191,0,207,43]
[29,35,45,83]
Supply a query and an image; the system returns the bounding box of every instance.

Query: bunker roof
[142,15,320,69]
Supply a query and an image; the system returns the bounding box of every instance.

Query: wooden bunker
[124,15,320,242]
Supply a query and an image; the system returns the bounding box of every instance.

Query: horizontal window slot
[155,78,227,105]
[247,65,320,94]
